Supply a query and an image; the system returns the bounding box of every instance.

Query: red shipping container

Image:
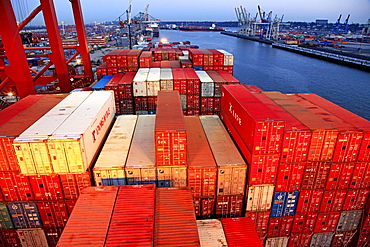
[154,187,200,247]
[134,96,148,111]
[218,70,239,83]
[0,230,21,247]
[287,94,363,162]
[350,162,370,188]
[29,174,64,200]
[296,189,323,213]
[37,201,69,228]
[249,92,312,163]
[189,49,203,66]
[147,96,157,111]
[223,66,234,75]
[314,212,341,233]
[139,51,152,68]
[267,216,294,237]
[120,99,134,114]
[96,63,107,80]
[275,163,305,191]
[199,49,213,66]
[209,49,224,66]
[301,162,331,189]
[296,93,370,161]
[172,68,187,94]
[243,85,263,93]
[160,60,171,68]
[343,189,370,210]
[0,173,34,201]
[105,185,155,246]
[248,155,279,185]
[357,234,370,246]
[222,85,285,155]
[331,231,356,247]
[221,217,262,247]
[180,59,193,68]
[186,116,217,197]
[105,73,124,100]
[187,95,200,111]
[201,97,214,114]
[156,91,187,166]
[325,163,355,190]
[361,214,370,234]
[288,232,312,247]
[245,211,270,243]
[116,50,129,67]
[292,212,318,233]
[319,190,347,212]
[206,71,227,98]
[184,68,201,95]
[214,97,221,112]
[44,227,64,247]
[127,49,140,67]
[154,49,162,61]
[215,195,243,218]
[263,92,338,162]
[59,173,91,200]
[193,197,215,218]
[107,67,118,75]
[65,200,77,215]
[104,50,121,67]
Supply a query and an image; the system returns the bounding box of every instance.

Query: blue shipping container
[7,203,42,228]
[271,191,299,217]
[92,75,114,91]
[102,178,127,186]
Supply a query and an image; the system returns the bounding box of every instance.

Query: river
[153,30,370,121]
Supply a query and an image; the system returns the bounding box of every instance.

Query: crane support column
[70,0,93,81]
[40,0,71,92]
[0,0,36,97]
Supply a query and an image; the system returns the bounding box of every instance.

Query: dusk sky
[14,0,370,25]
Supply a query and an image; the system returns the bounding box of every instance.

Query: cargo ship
[179,24,225,32]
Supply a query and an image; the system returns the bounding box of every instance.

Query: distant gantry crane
[332,14,350,34]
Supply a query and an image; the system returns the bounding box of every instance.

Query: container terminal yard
[1,0,370,246]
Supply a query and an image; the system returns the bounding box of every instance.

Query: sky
[13,0,370,25]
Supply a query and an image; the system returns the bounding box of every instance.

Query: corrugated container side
[156,166,187,187]
[296,189,323,212]
[221,217,262,247]
[193,197,215,218]
[147,68,161,96]
[248,154,280,185]
[197,71,214,97]
[0,203,14,230]
[0,230,21,246]
[105,185,155,246]
[200,115,247,196]
[265,237,289,247]
[215,195,243,218]
[36,201,69,228]
[44,228,63,247]
[57,186,118,246]
[246,184,275,212]
[350,162,370,188]
[314,212,341,233]
[271,191,299,217]
[262,91,338,161]
[133,68,149,96]
[154,187,200,247]
[267,216,294,238]
[184,68,201,95]
[331,231,356,247]
[59,173,91,200]
[160,68,174,91]
[185,116,217,197]
[288,233,312,247]
[7,202,42,228]
[245,211,270,243]
[342,189,370,210]
[319,189,347,212]
[292,212,318,233]
[357,233,370,246]
[16,228,48,247]
[222,85,285,155]
[172,68,187,94]
[336,210,362,232]
[196,219,228,247]
[0,173,34,201]
[301,162,331,189]
[275,163,305,192]
[325,163,355,190]
[310,232,334,247]
[29,175,64,200]
[93,115,137,186]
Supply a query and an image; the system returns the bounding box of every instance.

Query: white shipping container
[147,68,161,96]
[336,210,363,232]
[310,233,334,247]
[133,68,149,96]
[160,68,174,91]
[157,166,187,187]
[93,115,138,186]
[200,115,247,196]
[125,115,156,185]
[246,184,274,212]
[217,49,234,66]
[17,228,49,247]
[196,71,214,97]
[13,92,92,174]
[179,55,189,60]
[48,91,115,173]
[197,219,228,247]
[265,237,289,247]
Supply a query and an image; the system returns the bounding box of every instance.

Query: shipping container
[92,75,113,91]
[118,72,135,99]
[215,195,243,218]
[287,93,363,162]
[221,217,262,247]
[155,91,187,166]
[0,230,21,247]
[314,212,340,233]
[267,216,294,238]
[17,228,48,247]
[196,71,214,97]
[248,154,280,185]
[93,115,137,186]
[59,172,91,200]
[356,233,370,246]
[301,162,331,189]
[200,115,247,196]
[217,70,239,83]
[154,187,200,247]
[133,68,149,96]
[139,50,152,67]
[105,185,155,246]
[0,94,68,172]
[265,237,289,247]
[331,231,356,247]
[193,197,215,218]
[275,163,305,191]
[146,68,161,96]
[185,116,217,197]
[172,68,187,94]
[243,85,262,93]
[343,189,370,210]
[310,232,334,247]
[156,165,187,187]
[222,85,285,155]
[245,211,270,243]
[336,210,362,232]
[291,212,318,233]
[7,202,42,228]
[350,162,370,188]
[296,189,323,213]
[29,174,64,200]
[262,91,338,161]
[0,173,34,201]
[13,92,92,174]
[196,219,228,247]
[36,201,69,228]
[104,73,123,100]
[184,68,201,95]
[246,184,275,212]
[187,94,201,111]
[125,115,156,185]
[295,93,370,161]
[44,228,63,247]
[319,189,347,212]
[160,68,174,91]
[325,163,355,190]
[0,203,14,230]
[271,191,299,217]
[189,49,204,66]
[288,233,312,247]
[57,186,118,246]
[217,50,234,66]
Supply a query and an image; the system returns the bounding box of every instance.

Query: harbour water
[153,30,370,121]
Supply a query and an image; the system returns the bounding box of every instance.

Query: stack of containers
[197,71,215,115]
[93,115,138,186]
[0,94,69,247]
[104,73,124,114]
[159,68,174,91]
[206,71,226,115]
[118,72,136,114]
[184,68,201,115]
[188,48,234,74]
[146,68,160,114]
[200,115,247,218]
[221,217,262,246]
[185,116,217,219]
[133,68,149,114]
[172,68,187,111]
[92,75,113,91]
[220,84,286,244]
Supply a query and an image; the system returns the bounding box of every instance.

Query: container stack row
[0,91,116,246]
[90,67,239,115]
[220,84,370,247]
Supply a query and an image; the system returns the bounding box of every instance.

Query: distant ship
[179,24,224,32]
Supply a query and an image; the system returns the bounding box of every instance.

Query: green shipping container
[0,204,14,230]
